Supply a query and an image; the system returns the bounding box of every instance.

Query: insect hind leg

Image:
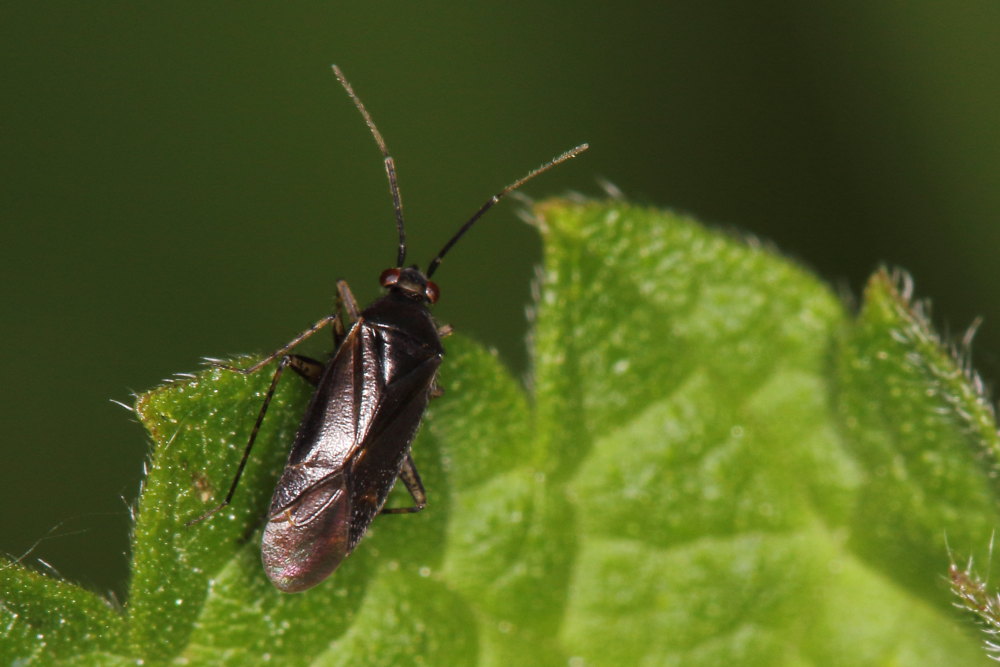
[186,353,325,526]
[380,453,427,514]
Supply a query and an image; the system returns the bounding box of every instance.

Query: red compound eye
[379,268,401,287]
[424,280,440,304]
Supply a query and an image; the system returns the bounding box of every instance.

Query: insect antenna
[332,65,408,268]
[426,143,589,278]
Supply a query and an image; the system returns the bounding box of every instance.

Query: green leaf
[3,199,998,664]
[0,560,127,664]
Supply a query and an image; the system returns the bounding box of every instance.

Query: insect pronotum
[190,65,588,592]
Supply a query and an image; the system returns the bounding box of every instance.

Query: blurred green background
[2,3,999,598]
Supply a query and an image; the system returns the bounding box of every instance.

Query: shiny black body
[261,288,442,591]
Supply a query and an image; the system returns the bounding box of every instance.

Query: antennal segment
[332,65,408,268]
[426,143,589,278]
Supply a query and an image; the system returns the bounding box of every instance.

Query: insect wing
[344,320,442,546]
[268,324,365,513]
[261,470,349,592]
[259,324,365,592]
[260,315,442,592]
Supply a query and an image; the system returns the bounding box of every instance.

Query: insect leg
[187,354,325,526]
[336,279,362,322]
[287,354,326,383]
[380,453,427,514]
[209,314,338,375]
[428,326,451,398]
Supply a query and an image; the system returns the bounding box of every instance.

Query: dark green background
[3,3,999,597]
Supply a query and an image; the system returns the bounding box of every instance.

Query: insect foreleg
[209,314,339,375]
[336,279,362,322]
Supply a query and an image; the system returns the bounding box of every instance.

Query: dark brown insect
[190,65,587,592]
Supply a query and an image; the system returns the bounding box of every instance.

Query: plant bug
[189,65,587,593]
